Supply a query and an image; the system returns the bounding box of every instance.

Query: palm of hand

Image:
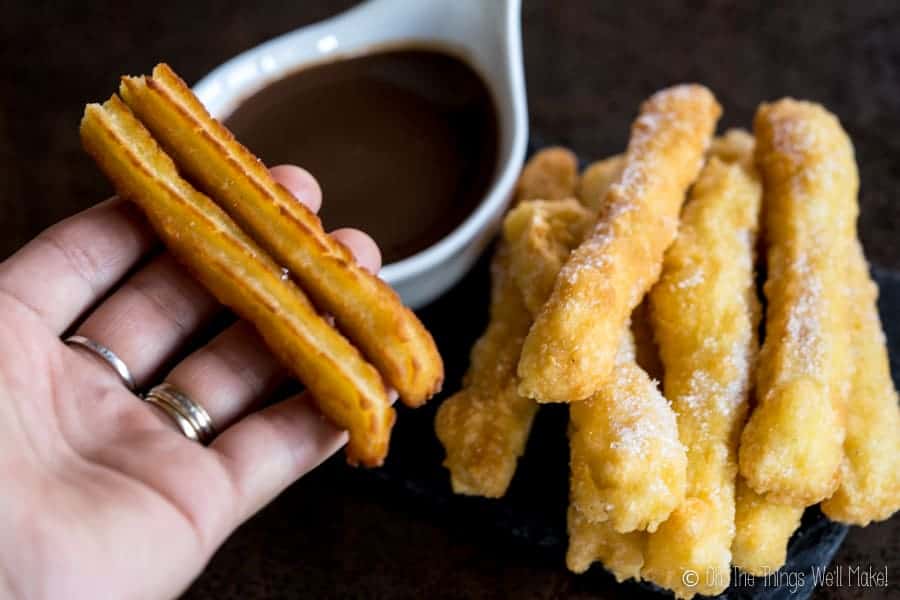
[1,295,231,599]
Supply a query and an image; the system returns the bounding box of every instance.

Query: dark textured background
[2,1,898,599]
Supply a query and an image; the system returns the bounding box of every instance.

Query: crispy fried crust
[569,330,686,533]
[506,156,684,534]
[821,240,900,525]
[739,100,858,505]
[580,156,663,380]
[642,135,762,598]
[433,245,536,497]
[118,64,442,408]
[514,146,579,203]
[433,148,579,497]
[517,85,721,403]
[576,155,625,211]
[731,478,803,576]
[567,439,646,580]
[709,128,756,165]
[503,198,594,316]
[80,96,393,466]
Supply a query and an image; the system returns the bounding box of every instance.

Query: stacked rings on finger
[144,383,216,445]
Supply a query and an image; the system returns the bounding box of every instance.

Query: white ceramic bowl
[193,0,528,309]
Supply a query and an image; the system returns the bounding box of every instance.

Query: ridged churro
[434,148,578,497]
[739,99,858,506]
[642,131,762,598]
[821,239,900,525]
[80,96,394,466]
[518,85,721,403]
[119,64,442,408]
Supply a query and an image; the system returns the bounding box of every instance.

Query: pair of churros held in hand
[81,64,443,466]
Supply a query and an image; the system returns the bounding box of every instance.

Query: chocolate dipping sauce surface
[225,48,500,264]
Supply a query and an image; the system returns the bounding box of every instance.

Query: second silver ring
[144,383,216,445]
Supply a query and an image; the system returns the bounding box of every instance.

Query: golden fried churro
[514,146,579,202]
[576,155,625,211]
[642,133,762,598]
[569,329,687,533]
[709,128,756,164]
[567,440,646,580]
[518,85,721,403]
[80,96,394,466]
[503,198,594,316]
[434,246,536,497]
[434,147,579,497]
[739,99,858,506]
[119,64,442,408]
[731,478,803,576]
[821,239,900,525]
[505,167,685,533]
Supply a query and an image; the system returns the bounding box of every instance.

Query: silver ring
[64,335,136,391]
[144,383,216,445]
[143,393,199,441]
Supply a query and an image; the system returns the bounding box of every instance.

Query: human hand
[0,166,382,599]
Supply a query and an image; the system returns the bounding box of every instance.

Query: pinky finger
[211,392,347,523]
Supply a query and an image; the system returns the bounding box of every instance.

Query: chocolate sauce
[225,47,499,264]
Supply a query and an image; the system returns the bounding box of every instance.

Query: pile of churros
[435,84,900,598]
[80,64,443,467]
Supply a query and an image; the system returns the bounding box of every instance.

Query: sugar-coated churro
[567,439,646,580]
[514,146,579,203]
[576,155,625,211]
[119,64,442,408]
[641,131,762,598]
[434,245,536,497]
[739,99,858,506]
[503,198,593,317]
[434,147,579,497]
[518,85,721,403]
[821,239,900,525]
[80,96,394,466]
[569,329,686,533]
[731,478,803,576]
[506,164,685,534]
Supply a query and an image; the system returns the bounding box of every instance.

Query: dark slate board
[351,145,900,599]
